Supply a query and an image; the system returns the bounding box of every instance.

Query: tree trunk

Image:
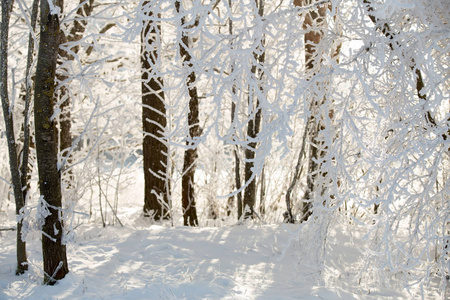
[243,0,265,220]
[294,0,328,222]
[34,0,69,284]
[233,101,243,220]
[19,0,39,206]
[243,119,259,219]
[259,165,266,217]
[1,0,28,275]
[284,117,309,223]
[176,0,200,226]
[141,2,169,221]
[227,0,243,221]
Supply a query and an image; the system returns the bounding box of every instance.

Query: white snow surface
[0,170,445,299]
[0,222,410,300]
[2,219,441,299]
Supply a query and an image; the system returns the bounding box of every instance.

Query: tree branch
[363,0,446,141]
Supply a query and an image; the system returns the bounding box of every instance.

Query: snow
[1,1,449,297]
[1,179,444,300]
[0,170,446,299]
[0,223,379,299]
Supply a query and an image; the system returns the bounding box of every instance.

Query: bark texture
[228,0,243,220]
[19,0,39,209]
[176,0,200,226]
[242,0,265,220]
[34,0,69,284]
[141,2,169,220]
[294,0,328,222]
[1,0,28,275]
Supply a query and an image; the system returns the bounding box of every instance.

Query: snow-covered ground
[1,218,444,299]
[0,170,446,299]
[0,222,409,300]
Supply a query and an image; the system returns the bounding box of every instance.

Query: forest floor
[0,170,446,299]
[0,223,410,299]
[1,220,444,299]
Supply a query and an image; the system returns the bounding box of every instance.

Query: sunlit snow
[0,169,444,299]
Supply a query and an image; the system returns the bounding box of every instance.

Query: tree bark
[259,165,266,217]
[284,115,309,223]
[34,0,69,284]
[243,0,265,220]
[227,0,243,221]
[176,0,200,226]
[1,0,28,275]
[233,99,243,220]
[141,2,169,220]
[19,0,39,206]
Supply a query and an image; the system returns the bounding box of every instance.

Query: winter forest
[0,0,449,299]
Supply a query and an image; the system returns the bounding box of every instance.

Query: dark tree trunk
[58,64,73,189]
[243,0,265,220]
[301,121,320,222]
[19,0,39,206]
[227,0,243,221]
[259,165,266,217]
[284,113,309,223]
[1,0,28,275]
[243,128,258,219]
[66,0,94,54]
[232,102,243,220]
[176,0,200,226]
[182,146,199,227]
[34,0,69,284]
[141,2,169,220]
[58,87,71,159]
